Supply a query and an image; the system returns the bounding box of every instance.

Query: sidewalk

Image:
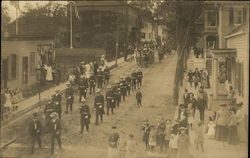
[180,57,248,158]
[1,56,132,126]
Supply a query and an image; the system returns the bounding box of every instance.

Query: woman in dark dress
[226,108,239,145]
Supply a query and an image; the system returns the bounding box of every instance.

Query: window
[141,32,145,39]
[10,54,17,79]
[233,8,243,25]
[229,8,244,25]
[30,52,36,75]
[207,11,217,26]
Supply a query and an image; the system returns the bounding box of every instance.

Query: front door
[22,57,28,84]
[1,58,9,88]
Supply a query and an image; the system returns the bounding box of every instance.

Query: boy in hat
[104,66,110,84]
[108,126,119,158]
[79,75,88,103]
[94,89,105,125]
[49,112,62,155]
[106,85,115,115]
[97,68,104,88]
[79,98,91,133]
[135,88,142,108]
[89,72,96,94]
[65,82,74,114]
[29,112,42,154]
[125,73,132,96]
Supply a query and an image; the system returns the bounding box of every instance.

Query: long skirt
[227,126,239,145]
[215,125,227,141]
[237,121,247,142]
[108,147,118,158]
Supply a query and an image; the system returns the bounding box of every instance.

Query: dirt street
[2,54,178,158]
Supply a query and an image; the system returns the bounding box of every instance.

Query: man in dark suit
[79,98,91,133]
[89,72,96,94]
[106,85,115,115]
[29,113,42,154]
[65,82,74,114]
[94,89,105,125]
[49,112,62,155]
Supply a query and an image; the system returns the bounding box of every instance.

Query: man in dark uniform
[119,76,127,102]
[65,82,74,114]
[79,98,91,133]
[103,66,110,84]
[79,75,88,102]
[113,81,121,108]
[49,112,62,155]
[79,61,86,76]
[94,89,105,125]
[97,68,104,88]
[44,99,54,128]
[93,60,99,77]
[53,100,62,120]
[89,72,96,94]
[136,68,143,87]
[106,85,115,115]
[53,89,62,104]
[131,70,137,91]
[29,113,42,154]
[125,73,132,96]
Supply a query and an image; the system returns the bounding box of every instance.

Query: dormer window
[207,11,217,27]
[229,8,244,25]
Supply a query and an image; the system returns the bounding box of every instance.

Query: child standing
[136,88,142,108]
[148,125,157,152]
[207,116,216,139]
[194,122,205,152]
[169,120,179,154]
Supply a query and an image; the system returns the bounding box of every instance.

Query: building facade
[1,37,54,90]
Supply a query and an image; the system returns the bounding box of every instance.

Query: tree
[1,5,11,37]
[158,0,204,105]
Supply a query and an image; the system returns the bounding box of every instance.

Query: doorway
[1,58,9,88]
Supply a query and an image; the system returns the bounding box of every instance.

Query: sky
[2,1,68,21]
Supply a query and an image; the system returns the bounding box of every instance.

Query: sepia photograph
[0,0,249,158]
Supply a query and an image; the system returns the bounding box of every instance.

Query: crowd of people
[186,67,210,90]
[28,54,147,155]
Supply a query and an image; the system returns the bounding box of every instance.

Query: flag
[9,1,20,10]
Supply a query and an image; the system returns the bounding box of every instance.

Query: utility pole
[70,2,73,49]
[115,25,119,66]
[124,0,128,61]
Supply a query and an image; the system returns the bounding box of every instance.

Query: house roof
[224,23,247,39]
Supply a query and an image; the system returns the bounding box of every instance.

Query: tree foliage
[1,5,11,36]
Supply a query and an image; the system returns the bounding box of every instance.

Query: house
[1,36,54,90]
[202,2,249,107]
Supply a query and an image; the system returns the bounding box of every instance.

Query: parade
[1,1,248,158]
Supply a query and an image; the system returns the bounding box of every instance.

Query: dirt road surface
[2,54,178,158]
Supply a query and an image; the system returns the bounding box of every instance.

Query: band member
[106,85,116,115]
[89,72,96,94]
[125,73,132,96]
[94,89,105,125]
[79,98,91,133]
[29,113,42,154]
[136,68,143,87]
[49,112,62,155]
[53,89,62,104]
[104,66,110,84]
[79,75,88,102]
[113,81,121,108]
[53,100,62,120]
[65,82,74,114]
[97,68,104,88]
[44,99,54,128]
[131,70,137,91]
[119,76,127,102]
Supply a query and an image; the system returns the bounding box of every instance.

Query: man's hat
[81,97,86,103]
[96,89,101,93]
[107,85,112,89]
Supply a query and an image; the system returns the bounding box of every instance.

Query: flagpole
[70,2,73,49]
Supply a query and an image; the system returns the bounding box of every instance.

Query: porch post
[212,57,218,98]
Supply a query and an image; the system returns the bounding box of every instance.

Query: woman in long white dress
[4,89,12,111]
[236,103,247,142]
[44,64,53,81]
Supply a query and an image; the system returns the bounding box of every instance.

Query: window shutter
[243,8,247,23]
[229,8,234,25]
[16,55,19,78]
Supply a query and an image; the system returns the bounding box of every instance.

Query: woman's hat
[50,112,58,119]
[81,98,86,103]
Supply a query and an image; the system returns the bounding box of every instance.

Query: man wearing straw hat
[79,98,91,133]
[65,82,74,114]
[94,89,105,125]
[79,75,88,103]
[49,112,62,155]
[29,112,42,154]
[106,85,116,115]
